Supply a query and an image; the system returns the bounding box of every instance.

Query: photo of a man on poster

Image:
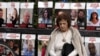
[85,37,100,56]
[21,34,35,56]
[20,9,33,28]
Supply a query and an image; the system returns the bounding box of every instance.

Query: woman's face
[59,19,68,32]
[44,10,48,18]
[92,13,97,19]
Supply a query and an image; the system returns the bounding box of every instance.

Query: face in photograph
[7,8,19,25]
[19,9,33,28]
[85,43,100,56]
[39,8,52,24]
[22,40,35,56]
[20,9,33,24]
[87,9,100,26]
[88,43,96,56]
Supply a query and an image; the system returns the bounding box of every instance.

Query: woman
[87,12,100,26]
[45,11,87,56]
[11,8,19,25]
[41,8,52,24]
[9,8,19,26]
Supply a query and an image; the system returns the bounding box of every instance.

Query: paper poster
[21,34,35,56]
[86,3,100,30]
[20,2,34,28]
[7,2,20,27]
[38,1,53,28]
[55,2,70,27]
[70,3,86,29]
[85,37,100,56]
[38,35,50,56]
[5,33,20,56]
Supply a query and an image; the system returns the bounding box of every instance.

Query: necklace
[61,31,68,42]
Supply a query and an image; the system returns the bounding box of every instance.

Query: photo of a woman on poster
[38,1,53,28]
[86,3,100,30]
[8,8,19,27]
[87,11,100,26]
[38,8,52,28]
[39,8,52,24]
[7,2,19,27]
